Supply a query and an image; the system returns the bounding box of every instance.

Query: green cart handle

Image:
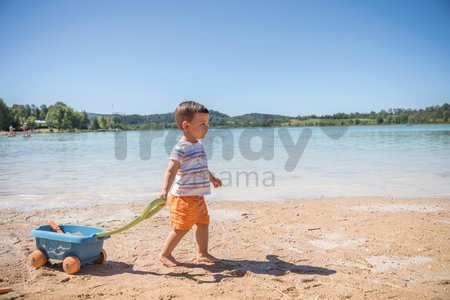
[96,198,166,238]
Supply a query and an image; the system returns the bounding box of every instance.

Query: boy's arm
[209,171,222,188]
[160,160,180,201]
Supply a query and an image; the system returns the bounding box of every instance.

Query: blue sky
[0,0,449,116]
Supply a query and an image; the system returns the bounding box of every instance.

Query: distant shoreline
[1,122,450,136]
[2,101,449,132]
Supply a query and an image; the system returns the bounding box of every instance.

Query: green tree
[111,115,121,128]
[98,116,111,129]
[443,111,449,123]
[0,98,11,130]
[46,102,79,130]
[40,104,48,120]
[408,115,417,124]
[80,111,89,129]
[26,116,37,129]
[30,104,41,119]
[98,116,106,129]
[90,117,100,130]
[67,108,81,129]
[46,103,65,129]
[10,104,27,127]
[24,104,31,117]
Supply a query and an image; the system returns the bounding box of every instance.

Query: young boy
[159,101,222,267]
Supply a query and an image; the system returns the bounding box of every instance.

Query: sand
[1,197,449,299]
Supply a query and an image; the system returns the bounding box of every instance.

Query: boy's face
[183,113,209,140]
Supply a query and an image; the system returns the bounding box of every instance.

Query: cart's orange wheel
[63,256,80,274]
[95,249,107,264]
[30,250,47,268]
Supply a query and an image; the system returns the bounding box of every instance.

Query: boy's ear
[181,120,189,130]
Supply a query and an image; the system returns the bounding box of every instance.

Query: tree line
[0,99,119,131]
[0,98,449,131]
[297,105,450,125]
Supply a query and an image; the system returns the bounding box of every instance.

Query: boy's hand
[211,176,222,188]
[160,189,170,206]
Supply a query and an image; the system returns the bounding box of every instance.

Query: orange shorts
[169,194,210,230]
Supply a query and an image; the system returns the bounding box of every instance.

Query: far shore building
[34,120,46,127]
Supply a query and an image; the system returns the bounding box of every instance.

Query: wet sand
[1,197,449,299]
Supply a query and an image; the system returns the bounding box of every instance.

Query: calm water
[1,125,449,210]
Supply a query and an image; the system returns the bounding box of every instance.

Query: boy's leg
[160,228,189,267]
[194,223,219,263]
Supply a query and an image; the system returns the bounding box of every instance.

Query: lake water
[1,125,449,210]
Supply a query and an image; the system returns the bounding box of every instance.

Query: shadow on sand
[67,254,335,284]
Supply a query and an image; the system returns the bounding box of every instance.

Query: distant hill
[237,113,292,120]
[86,112,110,119]
[87,109,228,120]
[2,97,447,131]
[84,103,450,129]
[88,110,290,123]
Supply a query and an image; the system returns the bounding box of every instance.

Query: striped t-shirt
[169,139,211,196]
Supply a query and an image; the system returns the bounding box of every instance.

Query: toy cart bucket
[29,225,110,265]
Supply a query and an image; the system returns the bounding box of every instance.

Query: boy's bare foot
[194,253,220,264]
[159,253,182,267]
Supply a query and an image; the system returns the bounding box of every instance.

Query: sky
[0,0,449,116]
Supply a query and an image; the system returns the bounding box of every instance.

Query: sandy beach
[1,197,449,299]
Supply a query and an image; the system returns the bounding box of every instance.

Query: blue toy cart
[28,198,165,274]
[29,225,110,274]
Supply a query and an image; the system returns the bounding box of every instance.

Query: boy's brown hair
[174,101,209,130]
